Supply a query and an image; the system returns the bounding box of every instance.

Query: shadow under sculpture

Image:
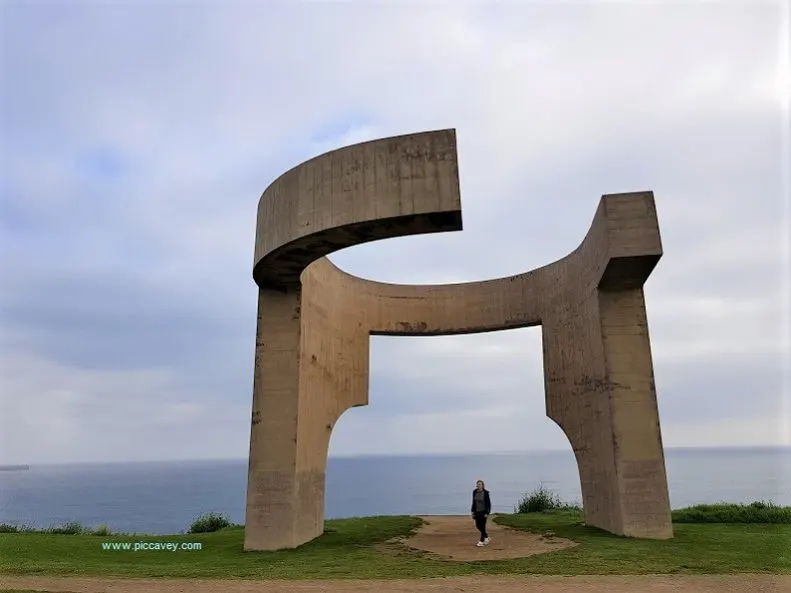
[244,128,673,551]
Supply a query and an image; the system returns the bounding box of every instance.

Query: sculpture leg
[543,288,672,539]
[598,287,672,538]
[244,287,302,551]
[290,263,371,544]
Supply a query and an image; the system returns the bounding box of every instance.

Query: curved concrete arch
[244,129,672,551]
[252,129,463,289]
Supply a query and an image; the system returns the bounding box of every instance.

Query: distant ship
[0,465,29,471]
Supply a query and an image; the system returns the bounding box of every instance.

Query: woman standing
[470,479,491,546]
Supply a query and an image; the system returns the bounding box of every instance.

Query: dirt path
[3,574,789,592]
[403,514,576,560]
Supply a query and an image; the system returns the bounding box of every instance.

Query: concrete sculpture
[245,128,673,551]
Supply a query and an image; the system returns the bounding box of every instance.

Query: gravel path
[3,574,789,592]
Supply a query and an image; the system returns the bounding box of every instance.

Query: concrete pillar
[598,287,672,538]
[244,287,302,551]
[543,287,672,539]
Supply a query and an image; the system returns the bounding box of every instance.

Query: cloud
[1,2,788,463]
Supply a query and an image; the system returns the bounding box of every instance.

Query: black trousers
[473,511,488,541]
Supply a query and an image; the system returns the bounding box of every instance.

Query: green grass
[513,486,791,524]
[1,511,788,579]
[672,501,791,524]
[498,509,789,574]
[0,522,113,536]
[188,512,233,533]
[514,484,582,513]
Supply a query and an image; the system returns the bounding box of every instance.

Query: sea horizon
[2,446,789,534]
[6,443,790,467]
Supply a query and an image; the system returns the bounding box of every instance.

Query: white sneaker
[476,541,485,547]
[484,537,490,545]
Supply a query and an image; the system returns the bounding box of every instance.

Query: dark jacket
[471,488,491,514]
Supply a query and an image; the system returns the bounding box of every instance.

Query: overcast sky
[1,2,789,464]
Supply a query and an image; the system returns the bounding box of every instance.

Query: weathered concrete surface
[245,128,672,551]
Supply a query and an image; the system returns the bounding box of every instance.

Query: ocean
[1,447,789,535]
